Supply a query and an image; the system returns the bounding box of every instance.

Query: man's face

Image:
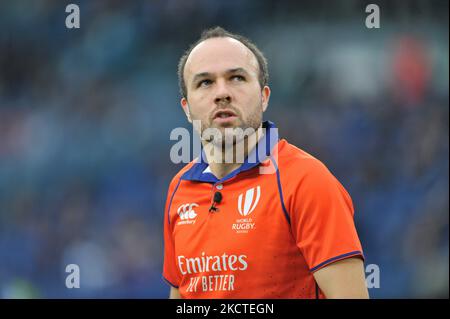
[181,37,270,142]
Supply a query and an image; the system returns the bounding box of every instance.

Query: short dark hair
[177,26,269,98]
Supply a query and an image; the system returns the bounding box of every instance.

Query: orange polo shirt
[163,121,364,298]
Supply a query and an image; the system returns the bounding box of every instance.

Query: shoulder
[274,139,354,213]
[276,139,332,181]
[274,139,350,199]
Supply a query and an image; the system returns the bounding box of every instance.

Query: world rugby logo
[237,186,261,216]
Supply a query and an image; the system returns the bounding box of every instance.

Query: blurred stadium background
[0,0,448,298]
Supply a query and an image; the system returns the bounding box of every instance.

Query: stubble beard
[200,105,262,147]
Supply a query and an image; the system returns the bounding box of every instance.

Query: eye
[231,75,245,82]
[198,79,212,88]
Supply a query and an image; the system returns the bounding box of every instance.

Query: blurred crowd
[0,0,448,298]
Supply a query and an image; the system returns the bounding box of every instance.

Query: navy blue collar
[180,121,279,183]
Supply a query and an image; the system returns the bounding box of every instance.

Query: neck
[202,126,263,179]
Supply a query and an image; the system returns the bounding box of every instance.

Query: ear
[261,86,271,112]
[181,97,192,123]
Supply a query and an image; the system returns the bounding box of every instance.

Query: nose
[215,94,231,105]
[214,80,231,105]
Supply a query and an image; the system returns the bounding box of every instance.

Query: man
[163,26,368,299]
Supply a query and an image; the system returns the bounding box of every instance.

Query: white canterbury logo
[238,186,261,216]
[177,203,199,220]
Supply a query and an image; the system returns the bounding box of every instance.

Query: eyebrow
[191,68,250,84]
[192,72,211,84]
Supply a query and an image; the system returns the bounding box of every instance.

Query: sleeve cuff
[310,250,365,273]
[162,275,179,288]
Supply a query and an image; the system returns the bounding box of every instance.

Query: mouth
[212,110,238,124]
